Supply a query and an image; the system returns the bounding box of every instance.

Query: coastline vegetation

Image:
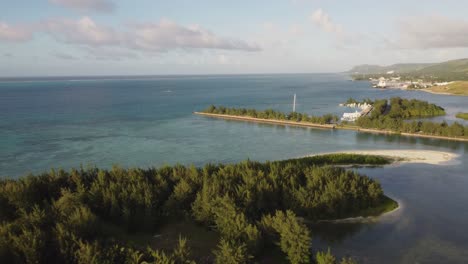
[456,112,468,120]
[355,98,468,138]
[0,154,395,264]
[203,105,339,124]
[277,153,393,167]
[201,97,468,139]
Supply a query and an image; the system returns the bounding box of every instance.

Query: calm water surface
[1,74,467,263]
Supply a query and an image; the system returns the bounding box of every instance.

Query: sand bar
[314,149,459,165]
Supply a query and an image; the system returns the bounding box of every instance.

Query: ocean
[1,73,467,263]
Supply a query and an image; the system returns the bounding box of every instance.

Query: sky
[2,0,468,76]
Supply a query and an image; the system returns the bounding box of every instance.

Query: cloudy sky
[2,0,468,76]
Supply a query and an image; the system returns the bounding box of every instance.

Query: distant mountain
[349,58,468,81]
[349,63,435,74]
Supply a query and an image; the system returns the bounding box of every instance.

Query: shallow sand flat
[314,149,458,165]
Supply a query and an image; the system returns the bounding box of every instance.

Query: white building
[377,77,387,88]
[434,82,451,86]
[341,111,361,122]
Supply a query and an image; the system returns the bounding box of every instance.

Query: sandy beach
[316,149,458,165]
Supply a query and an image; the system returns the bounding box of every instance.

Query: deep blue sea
[1,73,467,263]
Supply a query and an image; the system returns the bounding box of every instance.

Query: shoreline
[194,112,468,142]
[357,79,468,96]
[310,149,456,222]
[313,149,458,165]
[317,197,402,224]
[418,88,465,96]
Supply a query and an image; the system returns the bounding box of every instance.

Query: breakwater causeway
[194,112,468,142]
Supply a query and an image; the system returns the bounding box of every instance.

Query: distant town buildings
[368,76,446,90]
[434,82,452,86]
[377,77,387,88]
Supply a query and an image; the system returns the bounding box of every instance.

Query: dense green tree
[261,210,311,264]
[0,155,393,263]
[203,105,339,124]
[213,239,251,264]
[316,249,358,264]
[353,97,467,138]
[316,249,336,264]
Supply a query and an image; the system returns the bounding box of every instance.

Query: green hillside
[349,63,434,74]
[415,58,468,80]
[350,58,468,81]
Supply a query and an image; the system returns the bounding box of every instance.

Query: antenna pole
[293,93,296,112]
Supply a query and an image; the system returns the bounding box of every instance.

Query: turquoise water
[1,74,466,177]
[1,74,468,263]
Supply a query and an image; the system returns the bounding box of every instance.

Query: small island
[0,154,397,263]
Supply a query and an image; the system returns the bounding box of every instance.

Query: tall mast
[293,93,296,112]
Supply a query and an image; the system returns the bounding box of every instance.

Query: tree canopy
[202,105,339,124]
[0,154,391,263]
[355,97,468,138]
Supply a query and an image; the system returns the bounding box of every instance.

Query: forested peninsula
[197,97,468,141]
[0,154,396,264]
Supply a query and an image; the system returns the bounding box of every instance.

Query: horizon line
[0,71,348,81]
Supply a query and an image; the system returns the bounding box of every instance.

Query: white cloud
[310,8,343,35]
[395,15,468,49]
[83,47,139,60]
[0,22,32,42]
[127,19,260,52]
[49,0,115,13]
[42,17,120,46]
[309,8,365,49]
[2,17,261,58]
